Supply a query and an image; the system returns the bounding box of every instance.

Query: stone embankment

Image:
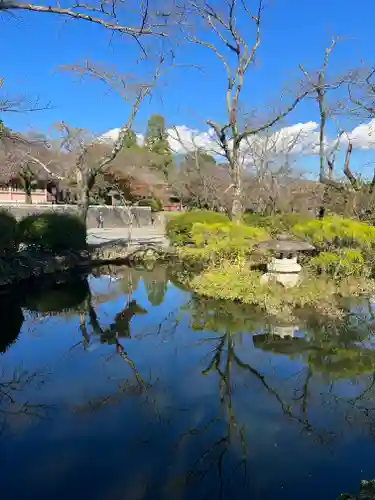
[0,239,171,287]
[2,204,152,229]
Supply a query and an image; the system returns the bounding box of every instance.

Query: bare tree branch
[186,0,308,218]
[0,0,169,37]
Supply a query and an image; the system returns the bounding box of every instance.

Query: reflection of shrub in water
[0,294,24,353]
[23,276,90,315]
[186,297,264,336]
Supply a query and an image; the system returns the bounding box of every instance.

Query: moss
[186,263,374,320]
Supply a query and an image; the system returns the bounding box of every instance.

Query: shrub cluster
[168,211,269,264]
[0,210,87,256]
[188,262,375,319]
[292,216,375,251]
[18,212,86,252]
[0,210,19,257]
[243,213,375,278]
[166,210,229,245]
[243,212,312,235]
[187,222,268,263]
[309,249,367,278]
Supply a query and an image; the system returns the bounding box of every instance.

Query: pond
[1,264,375,499]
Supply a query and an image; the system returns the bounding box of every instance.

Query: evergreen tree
[121,129,137,149]
[145,114,173,176]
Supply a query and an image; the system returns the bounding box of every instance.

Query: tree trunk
[318,100,326,183]
[231,185,242,221]
[23,179,32,204]
[76,170,90,231]
[230,156,242,222]
[76,164,93,232]
[78,183,90,228]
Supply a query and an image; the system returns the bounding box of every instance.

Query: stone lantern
[255,233,315,288]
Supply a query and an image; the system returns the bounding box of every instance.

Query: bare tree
[44,55,166,226]
[0,130,68,202]
[349,66,375,194]
[242,127,310,214]
[185,0,308,219]
[0,0,176,42]
[0,76,50,117]
[0,77,52,159]
[299,39,358,190]
[0,0,176,225]
[168,125,232,211]
[0,78,61,201]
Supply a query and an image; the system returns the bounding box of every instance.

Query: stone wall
[1,204,152,228]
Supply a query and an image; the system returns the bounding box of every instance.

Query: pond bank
[0,241,171,287]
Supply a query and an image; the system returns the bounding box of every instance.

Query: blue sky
[2,0,375,175]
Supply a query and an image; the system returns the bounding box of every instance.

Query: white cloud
[136,133,144,146]
[241,121,321,161]
[345,119,375,149]
[100,118,375,163]
[100,125,221,155]
[166,125,220,155]
[98,128,145,147]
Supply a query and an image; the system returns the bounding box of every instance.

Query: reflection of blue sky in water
[2,268,375,499]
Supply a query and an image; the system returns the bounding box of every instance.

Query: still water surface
[1,265,375,499]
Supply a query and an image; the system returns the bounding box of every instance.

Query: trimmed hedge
[166,210,229,245]
[0,210,19,257]
[243,213,312,235]
[18,212,86,252]
[292,216,375,251]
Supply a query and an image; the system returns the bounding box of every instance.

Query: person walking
[97,210,104,228]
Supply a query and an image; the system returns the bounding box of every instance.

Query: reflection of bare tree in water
[75,269,160,414]
[174,298,375,493]
[173,333,249,496]
[0,369,53,436]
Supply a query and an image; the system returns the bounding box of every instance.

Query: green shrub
[243,213,312,235]
[187,222,268,263]
[138,197,163,212]
[0,210,19,257]
[166,210,229,245]
[191,222,267,247]
[292,216,375,251]
[309,249,367,278]
[18,212,86,252]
